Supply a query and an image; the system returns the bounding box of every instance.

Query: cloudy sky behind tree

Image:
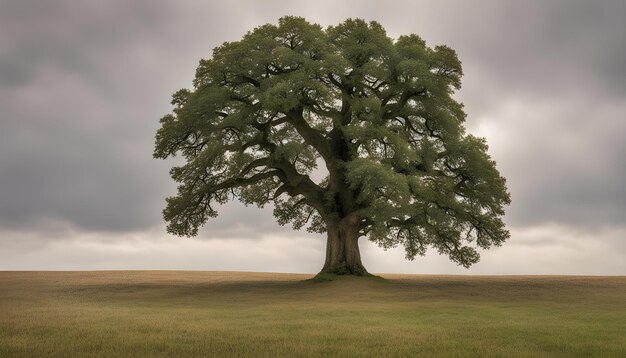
[1,0,624,274]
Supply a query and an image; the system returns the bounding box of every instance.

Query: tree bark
[320,217,368,276]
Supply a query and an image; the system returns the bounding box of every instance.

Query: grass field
[0,271,624,357]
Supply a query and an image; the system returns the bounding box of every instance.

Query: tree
[154,17,511,276]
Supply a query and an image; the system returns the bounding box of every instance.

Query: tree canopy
[154,17,510,274]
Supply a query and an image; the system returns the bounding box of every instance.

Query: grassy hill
[0,271,624,357]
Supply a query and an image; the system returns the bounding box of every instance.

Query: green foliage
[155,16,511,267]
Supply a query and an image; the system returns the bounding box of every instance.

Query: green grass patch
[307,272,384,282]
[0,271,624,357]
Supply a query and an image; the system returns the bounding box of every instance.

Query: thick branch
[270,158,327,215]
[211,170,280,192]
[382,88,427,119]
[284,107,332,161]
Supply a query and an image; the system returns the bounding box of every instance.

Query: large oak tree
[154,17,510,275]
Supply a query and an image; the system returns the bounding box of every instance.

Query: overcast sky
[1,0,624,274]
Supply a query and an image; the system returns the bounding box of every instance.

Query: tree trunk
[320,217,368,276]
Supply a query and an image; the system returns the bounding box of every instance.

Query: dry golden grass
[1,271,625,357]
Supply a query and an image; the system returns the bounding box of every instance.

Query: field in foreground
[0,272,624,357]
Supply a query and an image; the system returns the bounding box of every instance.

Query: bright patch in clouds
[1,223,624,274]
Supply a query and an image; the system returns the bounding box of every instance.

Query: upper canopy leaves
[154,17,510,267]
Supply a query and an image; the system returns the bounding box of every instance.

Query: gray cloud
[0,1,283,233]
[485,97,626,228]
[1,2,183,231]
[0,0,624,272]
